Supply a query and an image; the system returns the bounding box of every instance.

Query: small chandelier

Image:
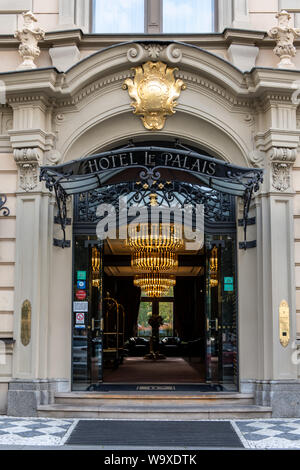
[91,246,100,287]
[131,248,178,272]
[209,246,218,287]
[127,192,184,297]
[134,273,176,297]
[127,222,184,252]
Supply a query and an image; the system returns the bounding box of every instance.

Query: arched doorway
[41,141,263,392]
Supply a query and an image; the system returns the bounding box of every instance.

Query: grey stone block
[7,390,39,417]
[254,380,300,417]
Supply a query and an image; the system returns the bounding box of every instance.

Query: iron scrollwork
[74,180,235,226]
[0,194,10,216]
[40,168,71,248]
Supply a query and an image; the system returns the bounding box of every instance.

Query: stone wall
[0,0,59,34]
[0,107,16,413]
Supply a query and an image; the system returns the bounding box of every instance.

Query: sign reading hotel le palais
[80,149,221,177]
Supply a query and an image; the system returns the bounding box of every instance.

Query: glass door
[205,234,237,389]
[72,236,104,390]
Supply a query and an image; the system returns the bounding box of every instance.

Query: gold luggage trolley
[103,294,125,368]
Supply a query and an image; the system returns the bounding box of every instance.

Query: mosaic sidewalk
[0,417,299,448]
[235,419,300,449]
[0,417,75,446]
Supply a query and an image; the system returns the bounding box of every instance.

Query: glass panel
[137,301,153,336]
[163,0,214,33]
[72,236,103,390]
[205,234,237,390]
[159,301,174,337]
[93,0,144,33]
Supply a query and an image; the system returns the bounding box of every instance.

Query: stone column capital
[13,148,42,192]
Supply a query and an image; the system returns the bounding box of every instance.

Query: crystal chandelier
[131,249,178,272]
[127,222,184,252]
[126,193,183,297]
[134,273,176,297]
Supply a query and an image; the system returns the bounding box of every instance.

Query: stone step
[37,403,272,419]
[54,392,255,407]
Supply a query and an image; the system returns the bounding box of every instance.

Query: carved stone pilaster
[270,147,297,192]
[14,11,45,70]
[268,10,300,69]
[14,148,42,192]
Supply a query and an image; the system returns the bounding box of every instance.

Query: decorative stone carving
[249,150,264,168]
[268,10,300,69]
[270,147,297,191]
[272,162,290,191]
[14,148,41,191]
[44,149,61,165]
[123,61,186,130]
[127,43,183,65]
[127,44,145,63]
[14,11,45,70]
[144,44,164,60]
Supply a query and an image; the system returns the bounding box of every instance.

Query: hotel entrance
[72,232,237,391]
[40,142,262,393]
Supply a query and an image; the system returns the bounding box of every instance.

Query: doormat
[87,383,223,392]
[66,420,244,448]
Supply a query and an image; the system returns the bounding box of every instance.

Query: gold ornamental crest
[122,61,186,130]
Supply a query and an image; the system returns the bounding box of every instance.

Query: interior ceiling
[103,238,205,277]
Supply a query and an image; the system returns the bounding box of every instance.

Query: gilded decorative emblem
[122,61,186,130]
[21,299,31,347]
[279,299,290,348]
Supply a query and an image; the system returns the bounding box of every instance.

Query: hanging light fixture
[131,248,178,272]
[125,193,184,296]
[127,221,184,252]
[134,273,176,297]
[91,246,100,287]
[209,246,218,287]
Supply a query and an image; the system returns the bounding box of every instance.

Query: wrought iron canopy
[40,145,263,248]
[40,146,263,197]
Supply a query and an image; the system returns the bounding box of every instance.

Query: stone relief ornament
[122,61,186,130]
[268,10,300,69]
[14,11,45,70]
[144,44,164,60]
[14,148,41,191]
[272,162,290,191]
[127,43,183,64]
[270,147,297,192]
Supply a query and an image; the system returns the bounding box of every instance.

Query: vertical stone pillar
[255,147,300,416]
[58,0,76,29]
[58,0,91,32]
[232,0,250,29]
[6,94,62,416]
[217,0,233,32]
[145,0,162,33]
[7,148,54,416]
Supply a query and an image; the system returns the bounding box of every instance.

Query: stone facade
[0,0,299,417]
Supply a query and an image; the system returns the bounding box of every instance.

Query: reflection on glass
[93,0,144,33]
[205,234,237,389]
[137,301,153,336]
[159,302,174,336]
[163,0,214,33]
